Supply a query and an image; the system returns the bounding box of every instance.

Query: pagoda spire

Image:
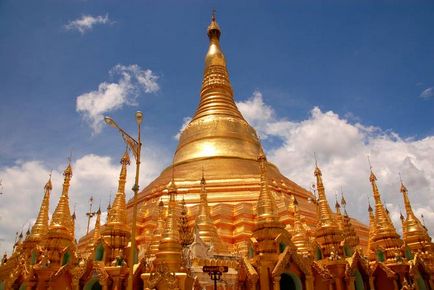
[179,196,193,247]
[367,202,376,261]
[369,169,399,236]
[314,163,337,228]
[195,168,226,253]
[148,199,166,257]
[87,207,102,256]
[192,11,243,121]
[92,208,102,245]
[107,150,130,226]
[340,191,359,253]
[335,197,344,232]
[401,180,418,222]
[255,149,281,228]
[29,175,52,241]
[313,159,343,258]
[155,178,182,272]
[118,149,130,193]
[368,164,403,263]
[50,162,74,237]
[400,180,432,254]
[173,12,261,164]
[291,197,312,257]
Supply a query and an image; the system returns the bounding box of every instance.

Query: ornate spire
[314,164,337,228]
[340,190,348,216]
[313,160,343,258]
[291,197,312,257]
[400,180,432,254]
[179,197,193,247]
[118,149,130,193]
[367,202,376,261]
[106,195,112,223]
[401,181,417,221]
[195,169,226,253]
[92,208,102,245]
[155,180,182,272]
[29,175,51,241]
[107,150,130,227]
[335,197,344,232]
[148,199,166,257]
[192,11,242,121]
[340,191,359,253]
[368,166,403,263]
[255,150,281,228]
[173,12,261,164]
[50,162,74,238]
[369,169,399,236]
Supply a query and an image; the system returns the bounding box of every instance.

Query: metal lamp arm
[117,127,140,161]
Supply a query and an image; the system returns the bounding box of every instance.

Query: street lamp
[104,111,143,290]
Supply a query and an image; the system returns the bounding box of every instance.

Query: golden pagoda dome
[132,13,368,251]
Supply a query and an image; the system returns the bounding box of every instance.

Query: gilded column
[273,275,281,290]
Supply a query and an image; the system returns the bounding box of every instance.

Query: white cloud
[174,117,192,140]
[76,64,159,134]
[0,148,166,255]
[65,14,112,34]
[420,87,434,99]
[236,91,434,236]
[236,90,275,140]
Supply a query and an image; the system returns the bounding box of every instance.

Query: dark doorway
[280,273,302,290]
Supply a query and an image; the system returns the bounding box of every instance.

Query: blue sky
[1,1,434,253]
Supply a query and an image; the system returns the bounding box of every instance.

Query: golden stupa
[3,12,434,290]
[132,14,369,253]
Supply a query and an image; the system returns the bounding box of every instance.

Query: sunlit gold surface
[49,163,74,238]
[195,172,227,253]
[400,182,434,272]
[29,176,51,241]
[107,150,130,227]
[154,183,182,273]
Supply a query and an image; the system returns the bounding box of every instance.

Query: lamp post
[104,111,143,290]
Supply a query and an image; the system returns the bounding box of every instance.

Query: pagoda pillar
[305,275,314,290]
[327,262,347,290]
[272,275,280,290]
[369,277,375,290]
[346,276,355,290]
[112,277,121,290]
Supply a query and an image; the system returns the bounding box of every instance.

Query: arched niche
[375,249,385,262]
[280,272,303,290]
[95,243,104,261]
[315,246,323,260]
[343,243,353,257]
